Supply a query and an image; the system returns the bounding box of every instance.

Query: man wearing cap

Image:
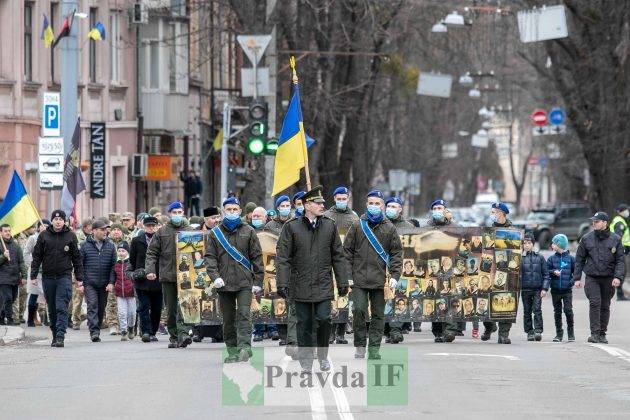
[344,190,402,359]
[31,210,84,347]
[265,196,293,236]
[575,211,626,344]
[610,204,630,300]
[205,197,263,362]
[79,219,117,342]
[425,199,461,343]
[276,185,349,373]
[292,191,306,218]
[146,201,193,348]
[121,212,137,240]
[129,216,163,343]
[202,207,222,231]
[75,219,93,246]
[0,224,27,326]
[242,202,258,226]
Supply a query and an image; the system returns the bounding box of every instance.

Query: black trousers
[187,196,201,217]
[584,276,615,335]
[483,321,511,336]
[295,300,331,362]
[136,288,163,336]
[551,290,573,333]
[85,284,108,336]
[521,289,543,333]
[42,276,72,339]
[0,284,18,322]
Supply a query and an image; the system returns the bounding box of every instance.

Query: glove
[252,285,262,294]
[277,287,289,299]
[338,286,349,297]
[348,279,354,287]
[213,278,225,289]
[389,278,398,289]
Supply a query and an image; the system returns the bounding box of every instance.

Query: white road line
[426,352,520,361]
[590,344,630,363]
[307,374,328,420]
[327,358,355,420]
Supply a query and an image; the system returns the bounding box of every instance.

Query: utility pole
[220,103,231,200]
[60,1,78,156]
[265,0,278,210]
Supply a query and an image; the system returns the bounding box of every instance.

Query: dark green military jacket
[323,206,359,236]
[264,216,291,236]
[343,215,403,289]
[276,215,348,302]
[145,219,190,283]
[390,216,415,231]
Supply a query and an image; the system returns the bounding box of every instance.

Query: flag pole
[0,236,9,262]
[290,56,311,191]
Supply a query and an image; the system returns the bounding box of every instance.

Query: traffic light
[247,99,268,156]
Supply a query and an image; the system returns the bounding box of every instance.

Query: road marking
[426,352,520,361]
[327,358,354,420]
[307,374,327,420]
[590,344,630,363]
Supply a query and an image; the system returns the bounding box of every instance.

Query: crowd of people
[0,187,626,374]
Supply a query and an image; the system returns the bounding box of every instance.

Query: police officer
[610,204,630,301]
[265,195,293,236]
[481,202,514,344]
[276,185,349,373]
[205,197,263,363]
[344,190,402,359]
[324,186,359,345]
[575,212,626,344]
[30,210,84,347]
[425,199,460,343]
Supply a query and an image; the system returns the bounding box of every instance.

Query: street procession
[1,1,629,419]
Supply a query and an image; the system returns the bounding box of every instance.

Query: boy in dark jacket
[547,234,577,342]
[520,234,550,341]
[110,242,136,341]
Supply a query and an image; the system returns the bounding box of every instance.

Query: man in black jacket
[128,216,163,343]
[80,219,117,342]
[276,185,349,373]
[31,210,84,347]
[181,170,202,217]
[575,212,626,344]
[0,225,27,325]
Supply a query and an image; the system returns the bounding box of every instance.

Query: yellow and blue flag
[0,171,40,235]
[272,83,308,195]
[88,22,106,41]
[41,13,54,48]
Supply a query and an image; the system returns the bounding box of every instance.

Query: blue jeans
[253,322,278,337]
[42,276,72,339]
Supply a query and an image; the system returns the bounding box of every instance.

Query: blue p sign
[45,105,59,129]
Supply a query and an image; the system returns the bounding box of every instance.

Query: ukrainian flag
[88,22,106,41]
[272,83,308,195]
[0,171,40,235]
[41,13,54,48]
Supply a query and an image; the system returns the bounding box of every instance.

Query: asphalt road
[3,281,630,419]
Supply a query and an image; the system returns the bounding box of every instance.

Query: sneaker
[168,338,178,348]
[141,334,151,343]
[335,335,348,344]
[91,335,101,343]
[599,334,608,344]
[455,331,464,337]
[443,332,456,343]
[480,330,492,341]
[51,338,64,348]
[385,336,392,344]
[192,335,203,343]
[434,336,444,343]
[472,328,479,339]
[355,347,366,359]
[279,338,287,346]
[534,333,542,342]
[553,335,562,342]
[121,331,128,341]
[318,359,331,371]
[150,335,158,342]
[587,335,599,343]
[128,328,135,340]
[239,348,252,362]
[109,327,119,336]
[413,324,422,333]
[568,333,575,342]
[527,332,535,341]
[285,345,298,359]
[271,331,280,341]
[50,338,57,347]
[300,364,313,375]
[158,324,168,335]
[253,335,263,342]
[498,336,511,344]
[178,335,193,348]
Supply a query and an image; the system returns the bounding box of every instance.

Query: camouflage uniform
[105,235,127,332]
[12,232,30,322]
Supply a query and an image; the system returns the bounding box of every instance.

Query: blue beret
[292,191,306,203]
[492,202,510,214]
[333,186,349,196]
[367,190,384,200]
[275,195,290,208]
[385,196,403,206]
[167,201,183,212]
[222,197,240,207]
[430,199,446,209]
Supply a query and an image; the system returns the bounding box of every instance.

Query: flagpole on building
[289,57,311,191]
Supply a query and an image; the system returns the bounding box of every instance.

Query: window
[149,41,159,89]
[109,12,120,83]
[89,7,98,83]
[24,3,33,81]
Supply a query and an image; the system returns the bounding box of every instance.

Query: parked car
[512,203,592,249]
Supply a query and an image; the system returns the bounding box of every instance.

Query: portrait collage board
[387,227,523,323]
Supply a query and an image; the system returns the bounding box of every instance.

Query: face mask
[252,219,264,229]
[224,213,240,221]
[278,208,291,218]
[367,205,382,216]
[622,210,630,218]
[489,215,498,223]
[171,215,183,225]
[335,201,348,211]
[296,206,304,213]
[432,210,444,222]
[385,208,399,220]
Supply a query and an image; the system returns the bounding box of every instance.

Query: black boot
[567,325,575,342]
[553,330,563,342]
[27,307,36,327]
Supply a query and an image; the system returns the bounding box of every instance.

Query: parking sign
[42,92,61,137]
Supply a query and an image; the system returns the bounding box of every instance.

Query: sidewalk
[0,325,25,345]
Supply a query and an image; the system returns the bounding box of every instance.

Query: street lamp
[431,21,447,33]
[444,11,465,26]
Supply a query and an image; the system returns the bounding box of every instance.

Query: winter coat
[323,206,359,236]
[31,225,84,281]
[0,237,27,285]
[343,215,403,289]
[128,231,161,291]
[547,251,576,291]
[24,233,43,295]
[145,219,190,282]
[264,217,290,236]
[112,260,135,298]
[204,223,264,292]
[80,236,117,287]
[276,215,348,302]
[574,230,625,281]
[520,251,550,290]
[390,216,415,231]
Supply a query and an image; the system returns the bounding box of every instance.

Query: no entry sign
[531,109,548,126]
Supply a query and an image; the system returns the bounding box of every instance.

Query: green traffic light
[266,140,278,155]
[248,137,265,155]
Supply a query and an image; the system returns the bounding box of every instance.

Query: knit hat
[111,223,125,232]
[148,207,161,216]
[51,209,66,220]
[552,234,569,250]
[116,242,130,252]
[203,207,221,217]
[523,233,534,243]
[244,202,257,215]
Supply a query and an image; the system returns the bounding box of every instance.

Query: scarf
[223,217,242,232]
[366,211,384,224]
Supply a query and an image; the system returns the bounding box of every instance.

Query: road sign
[531,109,548,126]
[241,68,270,97]
[237,35,272,66]
[549,107,566,125]
[38,137,64,155]
[539,155,548,168]
[550,124,566,134]
[42,92,61,137]
[38,155,64,173]
[532,125,550,136]
[38,136,64,189]
[389,169,408,192]
[407,172,422,195]
[417,72,453,98]
[528,156,539,166]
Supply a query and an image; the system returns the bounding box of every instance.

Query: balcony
[141,91,189,133]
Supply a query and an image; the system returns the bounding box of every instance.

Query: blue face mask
[296,205,304,213]
[278,208,291,218]
[335,200,348,211]
[385,208,399,219]
[224,213,240,221]
[490,215,498,223]
[252,219,264,229]
[171,215,184,225]
[367,205,382,216]
[431,210,444,222]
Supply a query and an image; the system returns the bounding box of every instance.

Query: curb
[0,326,26,346]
